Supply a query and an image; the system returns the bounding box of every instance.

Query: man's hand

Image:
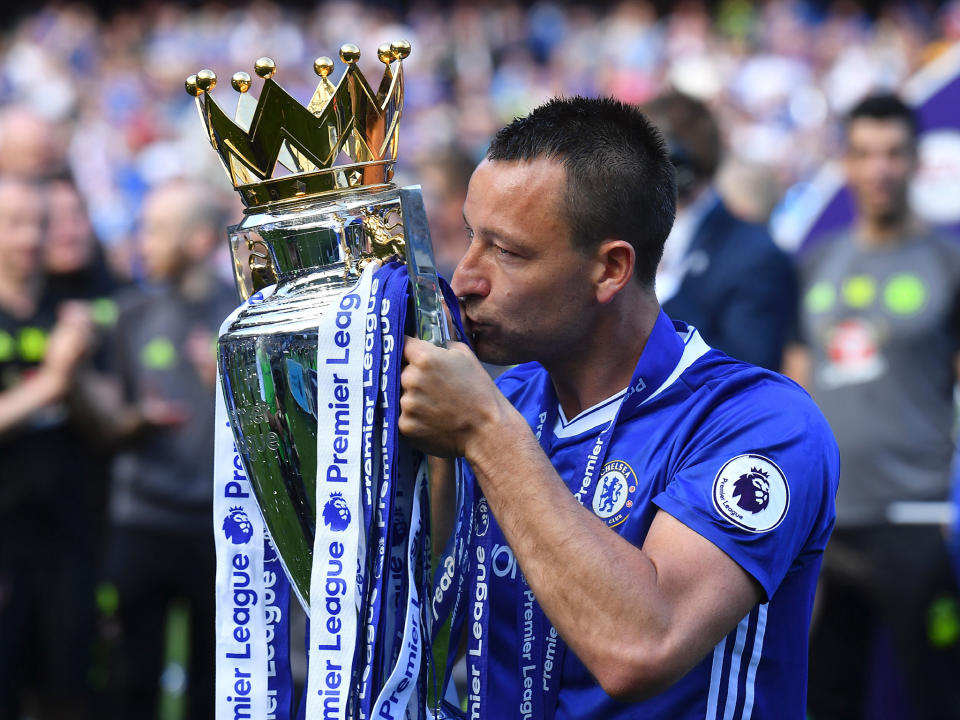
[399,337,504,458]
[42,301,94,393]
[186,326,218,388]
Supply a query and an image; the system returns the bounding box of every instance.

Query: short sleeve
[652,381,839,600]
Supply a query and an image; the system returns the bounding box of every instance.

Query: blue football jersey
[469,314,839,719]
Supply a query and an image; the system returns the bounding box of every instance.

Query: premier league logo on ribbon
[222,506,254,544]
[322,493,351,532]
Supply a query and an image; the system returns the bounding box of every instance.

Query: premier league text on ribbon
[324,290,361,486]
[217,419,268,720]
[312,286,365,720]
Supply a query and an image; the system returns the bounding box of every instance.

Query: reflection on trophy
[188,41,455,718]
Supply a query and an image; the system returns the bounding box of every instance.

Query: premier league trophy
[188,42,459,720]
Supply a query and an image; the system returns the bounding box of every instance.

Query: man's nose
[451,243,490,299]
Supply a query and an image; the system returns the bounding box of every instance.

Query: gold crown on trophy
[185,41,410,208]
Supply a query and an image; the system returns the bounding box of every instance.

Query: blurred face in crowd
[0,107,65,179]
[139,184,193,282]
[0,179,45,284]
[45,180,96,275]
[845,118,916,224]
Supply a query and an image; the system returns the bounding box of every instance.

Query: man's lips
[461,312,489,345]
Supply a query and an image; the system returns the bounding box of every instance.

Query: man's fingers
[402,335,432,364]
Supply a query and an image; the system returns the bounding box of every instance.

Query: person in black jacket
[645,92,796,371]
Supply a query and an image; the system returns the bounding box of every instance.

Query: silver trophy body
[218,185,445,613]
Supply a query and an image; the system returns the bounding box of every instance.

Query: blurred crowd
[1,1,960,719]
[0,0,958,275]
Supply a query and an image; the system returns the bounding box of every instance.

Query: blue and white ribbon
[306,264,377,720]
[217,264,459,720]
[214,287,295,720]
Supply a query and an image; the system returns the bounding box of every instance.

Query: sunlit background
[1,2,959,719]
[1,0,958,279]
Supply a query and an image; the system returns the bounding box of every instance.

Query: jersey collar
[552,310,697,438]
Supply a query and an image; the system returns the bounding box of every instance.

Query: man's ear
[593,239,635,304]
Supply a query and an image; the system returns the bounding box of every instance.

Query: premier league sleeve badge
[712,454,790,533]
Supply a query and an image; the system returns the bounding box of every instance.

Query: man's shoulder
[700,201,787,261]
[795,230,856,277]
[493,361,546,399]
[113,284,153,317]
[916,229,960,263]
[681,350,831,435]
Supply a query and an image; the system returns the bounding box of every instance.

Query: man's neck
[0,271,37,318]
[544,290,660,419]
[855,210,917,248]
[171,263,215,302]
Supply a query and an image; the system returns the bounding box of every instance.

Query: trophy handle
[400,185,450,348]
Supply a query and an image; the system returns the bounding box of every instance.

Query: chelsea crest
[592,460,637,527]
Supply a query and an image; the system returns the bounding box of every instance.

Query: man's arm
[400,338,762,700]
[782,342,811,389]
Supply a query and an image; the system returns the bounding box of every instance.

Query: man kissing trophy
[186,42,461,720]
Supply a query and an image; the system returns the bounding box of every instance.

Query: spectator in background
[785,94,960,720]
[645,91,796,370]
[0,105,68,180]
[417,148,479,279]
[0,176,95,720]
[41,173,125,626]
[97,179,237,720]
[43,174,123,312]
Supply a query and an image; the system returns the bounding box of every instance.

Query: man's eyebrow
[462,208,526,247]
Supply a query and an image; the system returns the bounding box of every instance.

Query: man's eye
[496,246,514,257]
[465,227,474,240]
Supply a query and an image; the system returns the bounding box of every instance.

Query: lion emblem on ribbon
[223,506,253,545]
[322,492,351,532]
[732,468,771,514]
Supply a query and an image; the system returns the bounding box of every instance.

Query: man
[645,92,796,371]
[98,179,237,719]
[400,97,838,717]
[785,94,960,719]
[0,177,95,719]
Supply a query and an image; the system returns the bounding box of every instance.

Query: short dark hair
[486,96,677,289]
[642,91,721,195]
[846,93,918,143]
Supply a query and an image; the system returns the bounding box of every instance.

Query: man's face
[845,118,915,223]
[45,181,95,275]
[452,158,597,367]
[0,181,44,283]
[140,187,187,281]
